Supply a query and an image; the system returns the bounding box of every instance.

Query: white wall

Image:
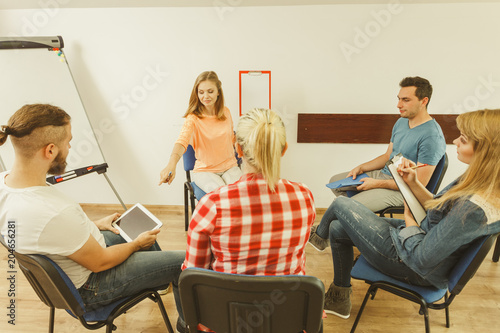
[0,2,499,207]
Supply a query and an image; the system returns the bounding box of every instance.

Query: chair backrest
[426,153,448,194]
[183,145,197,173]
[0,237,86,317]
[179,268,324,333]
[448,233,499,295]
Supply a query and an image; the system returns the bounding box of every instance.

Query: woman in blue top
[323,109,500,319]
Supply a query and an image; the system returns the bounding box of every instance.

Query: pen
[398,164,428,172]
[409,164,428,169]
[166,171,172,182]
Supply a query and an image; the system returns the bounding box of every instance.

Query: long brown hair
[184,71,226,120]
[426,109,500,210]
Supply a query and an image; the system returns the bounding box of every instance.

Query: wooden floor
[1,204,499,333]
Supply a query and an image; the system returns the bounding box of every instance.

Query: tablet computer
[111,203,163,242]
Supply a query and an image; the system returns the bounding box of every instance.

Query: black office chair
[377,153,448,218]
[0,236,174,333]
[350,233,499,333]
[179,268,325,333]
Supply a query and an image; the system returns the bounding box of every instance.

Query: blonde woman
[323,109,500,319]
[159,71,241,193]
[182,108,316,276]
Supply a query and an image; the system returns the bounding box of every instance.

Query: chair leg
[492,237,500,262]
[188,192,195,231]
[444,293,450,328]
[48,307,55,333]
[369,288,378,300]
[423,311,431,333]
[190,194,195,215]
[350,286,376,333]
[184,185,189,231]
[418,304,431,333]
[155,294,175,333]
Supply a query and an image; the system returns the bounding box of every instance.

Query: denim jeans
[328,197,431,287]
[78,231,185,320]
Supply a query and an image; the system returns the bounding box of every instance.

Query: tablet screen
[115,205,161,241]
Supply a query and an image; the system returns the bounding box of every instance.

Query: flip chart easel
[0,36,126,209]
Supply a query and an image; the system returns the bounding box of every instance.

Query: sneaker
[323,283,352,319]
[157,284,170,295]
[308,225,329,252]
[176,317,188,333]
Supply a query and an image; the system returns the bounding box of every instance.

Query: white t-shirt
[0,171,106,288]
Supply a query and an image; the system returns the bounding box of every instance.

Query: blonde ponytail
[236,109,286,192]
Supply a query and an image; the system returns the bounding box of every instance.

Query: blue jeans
[328,197,431,287]
[78,231,185,320]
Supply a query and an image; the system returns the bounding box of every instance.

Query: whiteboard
[239,70,271,116]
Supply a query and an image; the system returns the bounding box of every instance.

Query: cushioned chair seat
[351,256,447,304]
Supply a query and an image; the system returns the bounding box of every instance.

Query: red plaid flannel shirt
[182,174,316,275]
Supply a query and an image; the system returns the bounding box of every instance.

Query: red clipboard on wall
[239,70,271,116]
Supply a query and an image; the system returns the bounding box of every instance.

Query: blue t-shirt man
[382,117,446,175]
[309,77,448,253]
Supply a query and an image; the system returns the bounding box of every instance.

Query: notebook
[386,154,426,225]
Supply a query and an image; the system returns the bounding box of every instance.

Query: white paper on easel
[386,154,427,225]
[240,71,270,115]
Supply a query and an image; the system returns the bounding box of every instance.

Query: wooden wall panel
[297,114,459,144]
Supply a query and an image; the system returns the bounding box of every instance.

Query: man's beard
[47,151,68,175]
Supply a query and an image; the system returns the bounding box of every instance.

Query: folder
[326,173,368,189]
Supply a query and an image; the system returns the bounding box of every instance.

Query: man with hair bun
[0,104,187,332]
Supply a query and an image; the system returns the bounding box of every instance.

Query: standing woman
[182,108,316,276]
[323,109,500,319]
[159,71,242,193]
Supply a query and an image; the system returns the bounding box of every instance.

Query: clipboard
[239,70,271,116]
[386,154,426,225]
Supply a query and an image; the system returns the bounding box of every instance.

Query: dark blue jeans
[328,197,431,287]
[78,231,185,320]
